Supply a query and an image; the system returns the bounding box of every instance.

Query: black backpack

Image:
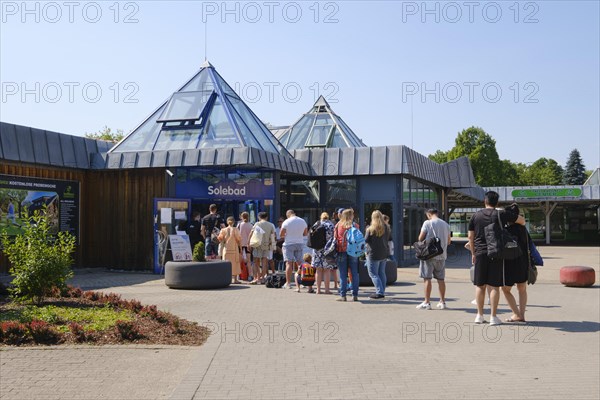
[484,210,522,260]
[306,221,327,250]
[265,273,286,289]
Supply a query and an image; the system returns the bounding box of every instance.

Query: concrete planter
[165,260,232,289]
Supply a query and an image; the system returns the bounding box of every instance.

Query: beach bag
[484,210,522,260]
[265,273,286,289]
[413,221,443,260]
[345,227,365,258]
[307,221,327,250]
[249,225,265,248]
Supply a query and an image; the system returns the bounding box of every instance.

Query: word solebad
[207,185,247,196]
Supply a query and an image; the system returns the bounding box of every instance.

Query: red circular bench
[560,266,596,287]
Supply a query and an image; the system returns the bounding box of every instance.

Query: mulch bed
[0,288,211,347]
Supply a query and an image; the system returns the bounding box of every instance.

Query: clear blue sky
[1,1,599,169]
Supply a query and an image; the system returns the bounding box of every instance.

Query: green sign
[511,188,582,198]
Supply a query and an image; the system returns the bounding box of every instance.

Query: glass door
[153,198,190,274]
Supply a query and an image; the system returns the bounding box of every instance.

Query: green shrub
[1,210,76,305]
[193,241,205,262]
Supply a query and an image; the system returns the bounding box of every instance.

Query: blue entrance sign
[176,176,274,200]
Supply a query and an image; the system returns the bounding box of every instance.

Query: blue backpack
[345,227,365,258]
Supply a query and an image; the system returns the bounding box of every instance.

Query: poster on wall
[0,174,80,241]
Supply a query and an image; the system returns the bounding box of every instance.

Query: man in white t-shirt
[280,209,308,289]
[415,208,451,310]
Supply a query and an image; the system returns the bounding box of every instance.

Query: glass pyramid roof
[110,61,287,155]
[276,96,366,150]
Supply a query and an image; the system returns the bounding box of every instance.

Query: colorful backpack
[345,226,366,258]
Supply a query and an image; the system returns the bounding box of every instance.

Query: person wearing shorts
[468,191,524,325]
[280,209,308,289]
[416,209,451,310]
[250,212,275,284]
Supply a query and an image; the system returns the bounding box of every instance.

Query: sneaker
[470,299,477,305]
[416,302,431,310]
[437,302,447,310]
[336,296,347,302]
[282,283,291,289]
[474,314,485,324]
[352,295,358,302]
[490,316,502,326]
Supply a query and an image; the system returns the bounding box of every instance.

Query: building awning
[100,147,312,175]
[0,121,111,170]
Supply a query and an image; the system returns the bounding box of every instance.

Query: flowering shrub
[1,321,30,345]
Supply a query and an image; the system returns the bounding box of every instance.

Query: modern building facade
[1,62,597,273]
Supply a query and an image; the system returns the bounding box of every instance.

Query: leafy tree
[446,126,502,186]
[563,149,587,184]
[497,160,524,186]
[1,210,76,305]
[520,158,564,186]
[85,126,124,143]
[428,150,449,164]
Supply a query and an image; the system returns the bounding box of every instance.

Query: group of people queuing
[182,192,535,324]
[416,191,534,325]
[185,204,394,301]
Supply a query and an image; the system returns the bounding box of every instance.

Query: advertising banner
[0,174,80,240]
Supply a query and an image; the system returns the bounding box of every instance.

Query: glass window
[189,169,225,185]
[181,68,215,92]
[290,180,320,205]
[212,69,240,99]
[278,130,290,148]
[228,102,264,150]
[330,128,348,148]
[335,116,363,147]
[226,96,278,153]
[279,178,289,209]
[326,179,356,205]
[306,125,332,147]
[157,91,213,122]
[286,115,314,150]
[198,98,239,148]
[403,178,411,204]
[314,114,333,125]
[153,127,202,151]
[112,106,164,152]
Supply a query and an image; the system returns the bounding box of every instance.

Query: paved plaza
[1,245,599,400]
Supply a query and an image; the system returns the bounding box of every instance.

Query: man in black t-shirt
[468,191,524,326]
[186,211,204,254]
[201,204,225,259]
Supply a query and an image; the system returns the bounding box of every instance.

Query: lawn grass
[0,303,134,332]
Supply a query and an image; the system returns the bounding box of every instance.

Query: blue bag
[528,236,543,266]
[345,226,365,258]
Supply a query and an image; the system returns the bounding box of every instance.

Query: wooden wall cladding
[0,162,165,273]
